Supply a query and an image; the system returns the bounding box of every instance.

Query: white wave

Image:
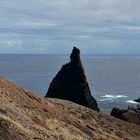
[99,98,113,101]
[101,94,127,98]
[126,100,139,104]
[101,95,114,98]
[99,94,127,101]
[116,95,128,98]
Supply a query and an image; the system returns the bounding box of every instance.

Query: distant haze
[0,0,140,54]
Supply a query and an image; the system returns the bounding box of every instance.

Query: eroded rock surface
[45,47,99,111]
[0,77,140,140]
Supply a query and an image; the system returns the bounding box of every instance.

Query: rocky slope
[0,77,140,140]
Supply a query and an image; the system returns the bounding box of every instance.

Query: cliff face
[0,77,140,140]
[45,47,99,111]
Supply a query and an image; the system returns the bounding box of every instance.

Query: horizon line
[1,53,140,55]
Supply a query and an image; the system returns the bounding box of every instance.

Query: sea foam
[99,94,127,101]
[126,100,139,104]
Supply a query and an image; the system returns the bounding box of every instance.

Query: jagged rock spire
[45,47,99,111]
[70,47,81,63]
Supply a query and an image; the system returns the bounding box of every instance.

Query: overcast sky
[0,0,140,54]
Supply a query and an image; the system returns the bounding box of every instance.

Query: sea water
[0,54,140,114]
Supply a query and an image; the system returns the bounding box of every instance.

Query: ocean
[0,54,140,114]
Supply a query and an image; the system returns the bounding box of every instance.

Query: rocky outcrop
[45,47,99,111]
[111,108,128,120]
[1,77,140,140]
[135,98,140,103]
[111,107,140,125]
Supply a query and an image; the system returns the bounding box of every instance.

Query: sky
[0,0,140,54]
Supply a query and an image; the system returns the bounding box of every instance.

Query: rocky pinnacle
[45,47,99,111]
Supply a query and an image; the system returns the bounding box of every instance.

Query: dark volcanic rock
[111,108,128,120]
[135,98,140,103]
[111,107,140,125]
[45,47,99,111]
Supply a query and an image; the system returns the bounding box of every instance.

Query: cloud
[0,0,140,53]
[0,40,23,48]
[7,41,23,48]
[115,25,140,32]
